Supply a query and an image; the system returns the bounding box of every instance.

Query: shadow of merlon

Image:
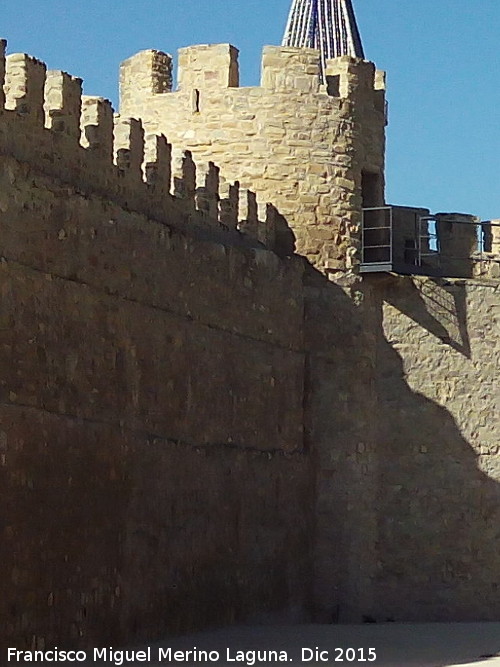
[381,275,471,357]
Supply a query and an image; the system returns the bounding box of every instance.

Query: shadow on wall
[304,266,499,624]
[370,279,499,622]
[0,184,498,652]
[0,185,309,653]
[382,277,471,358]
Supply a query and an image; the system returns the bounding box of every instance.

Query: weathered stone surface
[306,275,500,624]
[0,52,313,649]
[371,277,500,622]
[0,404,313,649]
[0,129,311,652]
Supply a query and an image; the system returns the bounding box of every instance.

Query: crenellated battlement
[0,39,283,253]
[121,44,385,103]
[0,38,388,274]
[121,43,385,99]
[120,43,387,273]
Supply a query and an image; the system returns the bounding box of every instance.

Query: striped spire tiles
[282,0,365,82]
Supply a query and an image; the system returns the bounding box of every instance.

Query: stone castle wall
[0,40,314,650]
[303,273,499,624]
[0,36,499,650]
[373,276,500,621]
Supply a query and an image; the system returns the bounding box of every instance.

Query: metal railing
[360,207,500,277]
[361,206,393,270]
[417,216,440,267]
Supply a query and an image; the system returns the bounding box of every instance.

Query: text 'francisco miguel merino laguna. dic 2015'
[7,646,378,665]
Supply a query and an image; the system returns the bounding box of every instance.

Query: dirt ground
[83,622,500,666]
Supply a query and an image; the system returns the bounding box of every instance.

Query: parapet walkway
[84,623,500,666]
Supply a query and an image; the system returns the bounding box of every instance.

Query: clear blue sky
[2,0,500,220]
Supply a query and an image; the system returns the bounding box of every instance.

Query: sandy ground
[82,623,500,667]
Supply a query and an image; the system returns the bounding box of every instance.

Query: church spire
[282,0,365,82]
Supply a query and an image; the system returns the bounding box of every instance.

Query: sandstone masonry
[120,45,386,274]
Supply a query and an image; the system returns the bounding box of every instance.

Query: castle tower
[120,41,386,274]
[282,0,365,81]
